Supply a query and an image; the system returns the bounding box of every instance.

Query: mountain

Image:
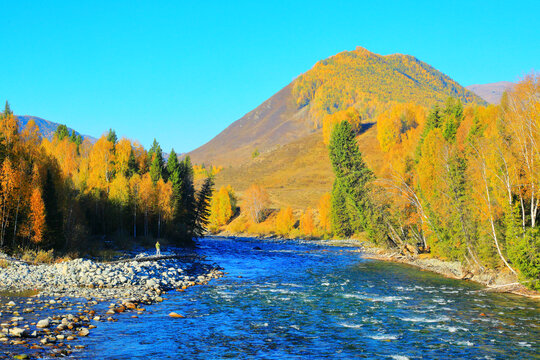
[189,46,484,167]
[466,81,515,104]
[16,115,95,142]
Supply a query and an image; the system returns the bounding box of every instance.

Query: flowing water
[76,237,539,359]
[2,237,539,359]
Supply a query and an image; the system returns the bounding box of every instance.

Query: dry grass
[0,259,10,268]
[214,124,383,211]
[21,249,55,264]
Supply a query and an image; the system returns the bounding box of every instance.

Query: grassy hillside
[189,46,484,167]
[189,83,314,166]
[213,123,383,210]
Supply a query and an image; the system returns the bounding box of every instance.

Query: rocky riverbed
[0,251,224,359]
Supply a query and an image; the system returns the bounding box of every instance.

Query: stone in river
[78,328,90,337]
[36,319,50,328]
[8,328,27,337]
[169,312,185,318]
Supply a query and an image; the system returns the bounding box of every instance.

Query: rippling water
[70,237,539,359]
[0,238,533,359]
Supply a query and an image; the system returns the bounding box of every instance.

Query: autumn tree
[242,184,270,223]
[275,207,294,236]
[318,193,332,234]
[300,208,315,237]
[29,187,46,244]
[156,178,173,238]
[209,185,235,231]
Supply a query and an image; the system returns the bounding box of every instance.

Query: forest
[0,103,213,255]
[210,74,539,290]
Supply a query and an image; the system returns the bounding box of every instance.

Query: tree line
[327,75,539,289]
[0,103,213,253]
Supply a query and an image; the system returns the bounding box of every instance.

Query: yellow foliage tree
[275,207,294,236]
[377,102,425,152]
[300,208,315,237]
[88,135,115,194]
[318,193,332,234]
[115,138,133,177]
[209,185,235,230]
[29,187,46,243]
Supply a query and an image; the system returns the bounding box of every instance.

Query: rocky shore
[354,242,540,299]
[0,251,224,359]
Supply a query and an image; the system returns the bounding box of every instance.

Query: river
[64,237,538,359]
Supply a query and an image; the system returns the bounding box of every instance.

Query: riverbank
[346,242,540,299]
[212,234,540,299]
[0,250,223,359]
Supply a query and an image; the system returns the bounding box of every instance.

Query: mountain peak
[189,46,484,166]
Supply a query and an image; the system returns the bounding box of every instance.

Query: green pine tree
[192,176,215,239]
[54,125,70,141]
[329,120,377,238]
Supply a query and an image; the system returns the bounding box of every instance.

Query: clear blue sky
[1,1,538,154]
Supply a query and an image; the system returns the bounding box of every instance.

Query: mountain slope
[189,83,314,167]
[17,115,95,142]
[213,124,383,209]
[189,46,484,166]
[466,81,515,104]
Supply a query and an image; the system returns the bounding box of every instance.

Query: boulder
[8,328,27,337]
[36,319,50,328]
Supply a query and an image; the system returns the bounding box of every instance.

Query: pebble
[169,312,185,318]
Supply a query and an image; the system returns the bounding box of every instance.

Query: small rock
[168,312,185,318]
[36,319,50,328]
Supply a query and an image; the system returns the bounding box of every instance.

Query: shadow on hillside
[357,122,375,136]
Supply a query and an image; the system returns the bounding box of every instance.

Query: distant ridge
[466,81,515,104]
[189,46,484,166]
[16,115,96,142]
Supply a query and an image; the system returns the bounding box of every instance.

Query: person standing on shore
[156,241,161,256]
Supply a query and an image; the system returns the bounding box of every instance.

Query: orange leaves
[29,187,46,243]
